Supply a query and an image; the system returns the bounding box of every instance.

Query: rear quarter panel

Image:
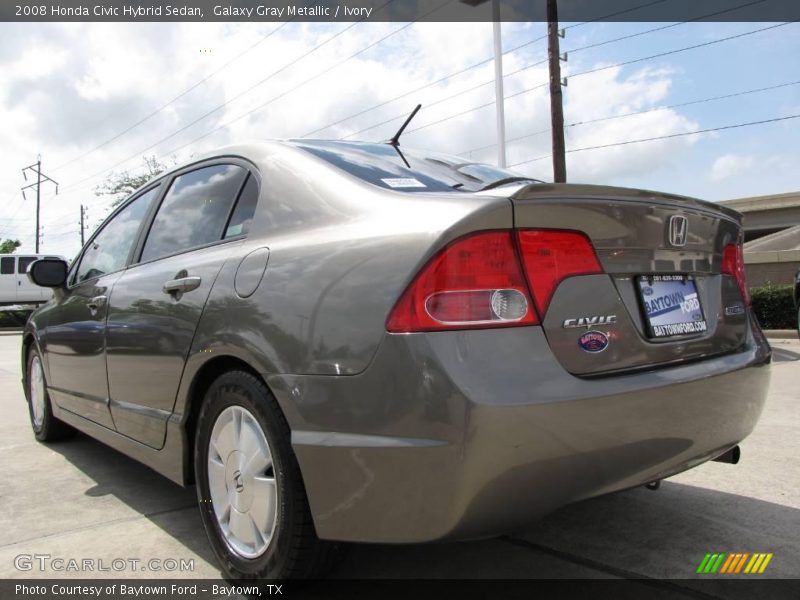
[175,144,512,423]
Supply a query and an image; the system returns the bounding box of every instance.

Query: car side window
[141,164,248,262]
[17,256,37,274]
[0,257,14,275]
[75,187,159,284]
[224,174,259,239]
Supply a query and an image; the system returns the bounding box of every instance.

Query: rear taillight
[386,231,538,332]
[516,230,604,316]
[721,240,750,305]
[387,229,606,333]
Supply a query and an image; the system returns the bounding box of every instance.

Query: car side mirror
[27,258,68,288]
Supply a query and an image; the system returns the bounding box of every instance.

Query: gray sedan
[22,140,770,579]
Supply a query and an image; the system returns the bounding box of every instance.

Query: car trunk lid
[509,183,749,376]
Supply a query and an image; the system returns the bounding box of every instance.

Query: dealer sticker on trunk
[381,177,426,188]
[637,275,708,338]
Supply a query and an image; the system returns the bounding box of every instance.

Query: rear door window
[0,257,14,275]
[224,174,259,239]
[141,164,248,262]
[17,256,37,274]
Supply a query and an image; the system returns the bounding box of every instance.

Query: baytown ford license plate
[637,275,708,338]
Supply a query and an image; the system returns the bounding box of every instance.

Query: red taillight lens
[516,230,604,315]
[386,231,538,332]
[721,241,750,305]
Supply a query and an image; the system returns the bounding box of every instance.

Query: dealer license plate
[637,275,708,338]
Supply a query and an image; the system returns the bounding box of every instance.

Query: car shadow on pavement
[50,431,800,583]
[771,346,800,362]
[45,430,220,572]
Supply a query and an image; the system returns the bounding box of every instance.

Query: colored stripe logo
[696,552,773,574]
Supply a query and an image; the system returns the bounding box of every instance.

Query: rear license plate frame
[636,274,708,339]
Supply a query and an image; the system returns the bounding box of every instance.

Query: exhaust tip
[712,445,741,465]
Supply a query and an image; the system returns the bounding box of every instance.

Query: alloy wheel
[29,355,45,429]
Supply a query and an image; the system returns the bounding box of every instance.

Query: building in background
[719,192,800,287]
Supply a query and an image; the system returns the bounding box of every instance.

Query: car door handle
[162,276,202,295]
[87,295,107,311]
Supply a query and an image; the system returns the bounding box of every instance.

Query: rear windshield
[292,140,542,193]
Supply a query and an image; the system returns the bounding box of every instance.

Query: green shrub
[0,310,31,328]
[749,283,796,330]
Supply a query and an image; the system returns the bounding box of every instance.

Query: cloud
[0,22,795,257]
[709,153,755,182]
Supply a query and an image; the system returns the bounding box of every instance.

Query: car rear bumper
[266,315,771,543]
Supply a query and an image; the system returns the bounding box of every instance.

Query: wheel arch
[181,354,285,485]
[21,329,44,391]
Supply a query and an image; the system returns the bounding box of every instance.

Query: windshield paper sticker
[639,275,707,337]
[381,178,426,188]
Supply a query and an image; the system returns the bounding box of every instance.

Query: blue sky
[0,19,798,257]
[468,20,800,198]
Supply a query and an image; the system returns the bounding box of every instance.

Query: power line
[342,2,781,143]
[387,21,797,142]
[462,78,800,155]
[60,0,448,197]
[20,157,59,253]
[561,0,672,28]
[562,0,767,57]
[403,82,551,136]
[339,62,549,140]
[53,0,680,198]
[567,20,794,82]
[151,0,459,155]
[57,15,797,200]
[509,113,800,168]
[303,0,674,138]
[59,12,385,193]
[50,20,293,173]
[302,33,550,138]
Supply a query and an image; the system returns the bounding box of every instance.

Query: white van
[0,254,66,306]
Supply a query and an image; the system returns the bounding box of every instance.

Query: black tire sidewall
[194,371,301,580]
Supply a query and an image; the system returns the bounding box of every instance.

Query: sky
[0,18,798,259]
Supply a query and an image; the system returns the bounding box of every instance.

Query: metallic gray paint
[22,141,771,545]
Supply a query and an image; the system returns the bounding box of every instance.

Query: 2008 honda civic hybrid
[22,140,770,579]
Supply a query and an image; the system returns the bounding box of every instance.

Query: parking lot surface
[0,331,797,595]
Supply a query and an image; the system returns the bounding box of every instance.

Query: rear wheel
[25,346,74,442]
[194,370,338,579]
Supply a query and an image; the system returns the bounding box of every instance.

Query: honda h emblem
[668,215,688,247]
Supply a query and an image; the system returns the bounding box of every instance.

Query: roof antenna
[388,104,421,147]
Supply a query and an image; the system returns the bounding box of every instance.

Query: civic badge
[578,330,609,353]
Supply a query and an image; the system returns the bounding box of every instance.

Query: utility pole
[79,204,87,246]
[460,0,506,167]
[21,156,58,253]
[547,0,567,182]
[491,0,506,167]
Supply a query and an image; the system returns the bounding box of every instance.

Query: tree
[94,155,172,208]
[0,239,21,254]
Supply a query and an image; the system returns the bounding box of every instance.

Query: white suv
[0,254,65,306]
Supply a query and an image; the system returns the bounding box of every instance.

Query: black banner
[3,0,800,22]
[3,579,800,600]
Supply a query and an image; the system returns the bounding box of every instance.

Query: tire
[194,370,339,580]
[25,346,75,442]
